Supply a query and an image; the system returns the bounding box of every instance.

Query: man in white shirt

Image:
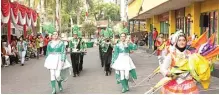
[2,42,10,66]
[4,42,19,65]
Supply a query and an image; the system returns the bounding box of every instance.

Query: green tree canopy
[81,21,96,40]
[90,1,120,21]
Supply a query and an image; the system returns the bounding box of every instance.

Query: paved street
[1,46,219,94]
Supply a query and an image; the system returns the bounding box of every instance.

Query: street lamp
[187,13,193,23]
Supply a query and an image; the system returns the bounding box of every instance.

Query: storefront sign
[176,8,185,18]
[158,12,169,21]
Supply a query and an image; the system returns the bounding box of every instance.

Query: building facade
[128,0,219,59]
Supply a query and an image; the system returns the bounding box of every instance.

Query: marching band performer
[44,31,71,94]
[98,29,105,67]
[78,31,87,72]
[69,25,86,77]
[111,32,137,93]
[102,27,114,76]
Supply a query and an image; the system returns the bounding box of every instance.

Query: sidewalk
[212,61,219,78]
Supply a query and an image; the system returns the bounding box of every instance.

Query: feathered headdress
[72,25,80,35]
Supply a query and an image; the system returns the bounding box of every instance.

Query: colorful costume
[44,40,71,94]
[98,29,105,67]
[147,31,219,94]
[111,33,137,93]
[102,27,114,76]
[160,49,199,94]
[78,37,87,71]
[69,25,86,77]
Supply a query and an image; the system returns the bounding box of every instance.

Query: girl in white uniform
[44,32,71,94]
[111,33,137,93]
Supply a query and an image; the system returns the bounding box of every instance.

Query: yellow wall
[185,0,219,36]
[128,0,143,19]
[152,15,160,33]
[201,0,219,13]
[146,18,152,32]
[169,10,176,35]
[185,2,201,36]
[200,0,219,44]
[140,0,169,14]
[192,2,201,36]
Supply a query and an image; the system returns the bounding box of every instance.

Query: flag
[191,32,208,48]
[85,0,88,21]
[209,33,216,45]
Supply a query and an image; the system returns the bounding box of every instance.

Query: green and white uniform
[17,41,27,65]
[68,25,86,76]
[111,42,138,92]
[44,40,71,94]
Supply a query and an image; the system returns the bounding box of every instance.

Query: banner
[1,0,10,23]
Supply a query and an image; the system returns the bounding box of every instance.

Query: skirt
[44,54,71,70]
[111,53,136,71]
[161,79,199,94]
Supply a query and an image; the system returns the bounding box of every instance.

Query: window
[160,21,169,39]
[1,26,7,35]
[214,11,218,44]
[175,8,185,33]
[200,11,218,38]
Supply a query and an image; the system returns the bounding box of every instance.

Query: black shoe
[21,64,24,66]
[109,71,111,75]
[73,74,76,77]
[105,72,108,76]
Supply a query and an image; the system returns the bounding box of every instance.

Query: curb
[212,62,219,78]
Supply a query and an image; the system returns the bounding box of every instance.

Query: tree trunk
[76,9,81,25]
[89,32,91,41]
[55,0,60,32]
[70,16,73,36]
[40,0,45,33]
[59,0,62,33]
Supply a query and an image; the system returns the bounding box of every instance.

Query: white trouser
[5,55,10,66]
[50,69,61,81]
[119,70,129,80]
[19,51,26,64]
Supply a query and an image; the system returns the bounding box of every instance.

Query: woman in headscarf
[111,32,137,93]
[160,33,199,94]
[44,32,71,94]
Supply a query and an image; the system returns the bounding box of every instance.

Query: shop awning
[128,0,144,20]
[133,0,204,20]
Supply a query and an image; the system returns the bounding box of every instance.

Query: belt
[50,52,62,54]
[119,53,129,56]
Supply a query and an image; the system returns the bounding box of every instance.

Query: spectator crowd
[1,33,51,67]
